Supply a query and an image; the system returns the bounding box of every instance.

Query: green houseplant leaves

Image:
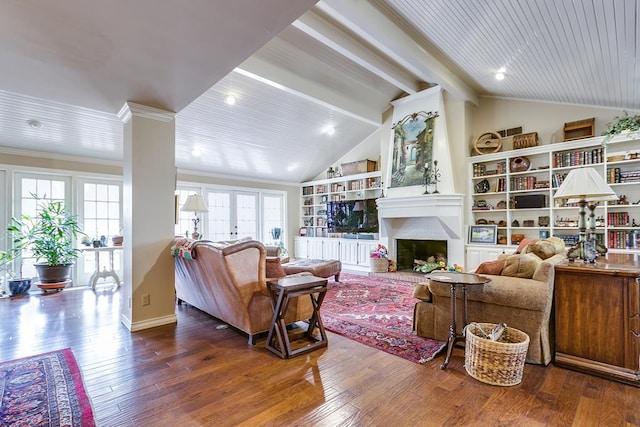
[7,195,85,266]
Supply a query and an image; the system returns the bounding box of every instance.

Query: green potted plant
[8,195,85,286]
[603,111,640,141]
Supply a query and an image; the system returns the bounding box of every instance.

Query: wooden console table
[554,253,640,386]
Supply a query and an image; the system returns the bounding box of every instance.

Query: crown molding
[0,146,121,168]
[117,102,176,123]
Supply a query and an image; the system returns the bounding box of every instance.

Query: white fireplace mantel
[376,194,465,265]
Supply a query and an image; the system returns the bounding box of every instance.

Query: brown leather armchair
[174,238,313,344]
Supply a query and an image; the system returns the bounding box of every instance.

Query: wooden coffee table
[266,275,328,358]
[427,271,491,370]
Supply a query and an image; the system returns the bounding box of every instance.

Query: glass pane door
[206,190,232,241]
[203,190,258,242]
[235,191,258,240]
[15,173,71,283]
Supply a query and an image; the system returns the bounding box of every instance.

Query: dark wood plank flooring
[1,287,640,426]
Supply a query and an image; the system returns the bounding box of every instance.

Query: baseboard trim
[120,313,177,332]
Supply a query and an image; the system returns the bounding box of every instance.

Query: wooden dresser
[554,253,640,386]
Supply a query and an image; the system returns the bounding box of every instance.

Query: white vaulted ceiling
[373,0,640,108]
[0,0,638,183]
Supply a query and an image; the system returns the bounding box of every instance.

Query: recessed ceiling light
[27,119,42,129]
[191,147,201,157]
[495,67,506,81]
[225,95,236,105]
[324,125,335,136]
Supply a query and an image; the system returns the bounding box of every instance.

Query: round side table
[427,271,491,370]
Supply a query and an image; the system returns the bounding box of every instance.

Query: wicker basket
[512,132,538,149]
[369,258,388,272]
[464,322,530,386]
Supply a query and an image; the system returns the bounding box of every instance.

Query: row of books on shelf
[510,176,550,191]
[473,160,507,177]
[551,173,568,189]
[607,212,630,226]
[607,168,640,183]
[608,230,640,249]
[552,147,604,168]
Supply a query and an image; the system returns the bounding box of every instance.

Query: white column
[118,102,177,331]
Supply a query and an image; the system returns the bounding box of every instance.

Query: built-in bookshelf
[468,133,640,252]
[300,171,382,238]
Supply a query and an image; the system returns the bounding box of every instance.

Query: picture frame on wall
[468,225,498,244]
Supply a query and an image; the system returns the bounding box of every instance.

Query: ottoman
[282,259,342,282]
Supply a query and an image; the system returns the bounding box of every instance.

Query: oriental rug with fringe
[0,348,95,426]
[321,273,446,364]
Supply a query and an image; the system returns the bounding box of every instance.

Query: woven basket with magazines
[464,322,530,386]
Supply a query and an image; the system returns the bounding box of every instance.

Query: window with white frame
[177,184,286,244]
[14,173,71,280]
[77,179,123,287]
[263,193,285,244]
[175,188,201,238]
[81,181,122,242]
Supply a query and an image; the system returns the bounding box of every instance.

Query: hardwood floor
[1,287,640,426]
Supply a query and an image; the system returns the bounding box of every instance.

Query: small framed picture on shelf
[468,225,498,244]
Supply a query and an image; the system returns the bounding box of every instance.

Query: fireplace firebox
[396,239,447,272]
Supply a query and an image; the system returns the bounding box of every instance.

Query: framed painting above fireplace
[468,225,497,244]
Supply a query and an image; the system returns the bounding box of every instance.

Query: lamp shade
[553,167,617,201]
[181,194,209,212]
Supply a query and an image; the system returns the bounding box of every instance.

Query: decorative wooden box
[512,132,538,149]
[341,159,376,176]
[563,117,595,141]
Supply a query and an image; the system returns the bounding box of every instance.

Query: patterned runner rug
[0,348,96,426]
[321,273,446,364]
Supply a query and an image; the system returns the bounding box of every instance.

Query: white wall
[469,97,634,150]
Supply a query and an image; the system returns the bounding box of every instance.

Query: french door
[205,190,258,241]
[13,173,72,284]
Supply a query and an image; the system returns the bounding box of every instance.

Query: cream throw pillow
[501,253,542,279]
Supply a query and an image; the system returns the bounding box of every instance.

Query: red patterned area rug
[0,348,96,426]
[321,273,446,364]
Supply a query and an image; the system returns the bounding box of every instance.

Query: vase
[9,278,31,296]
[509,156,530,172]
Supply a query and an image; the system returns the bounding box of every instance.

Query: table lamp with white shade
[181,194,209,239]
[553,167,618,262]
